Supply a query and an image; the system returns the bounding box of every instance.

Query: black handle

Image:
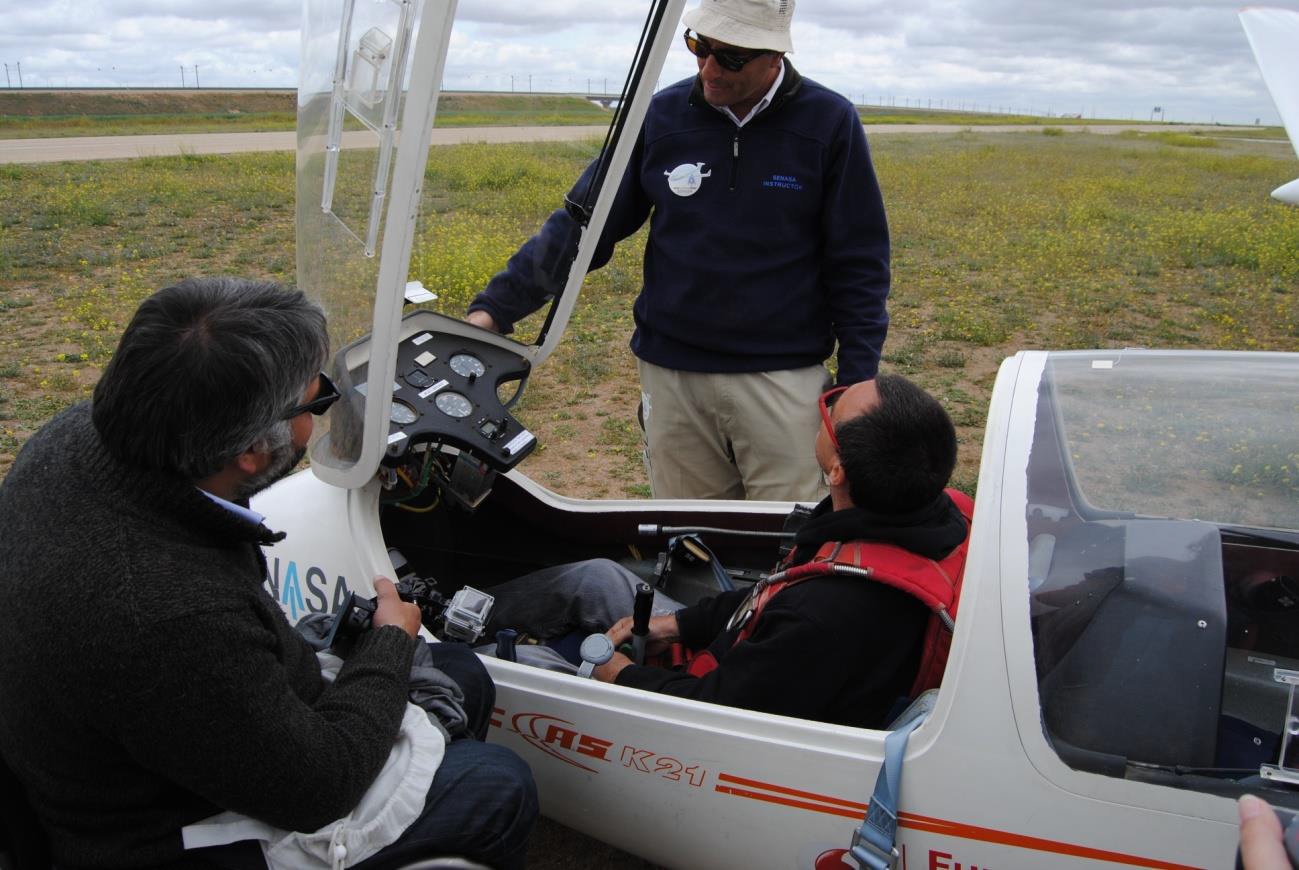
[495,629,519,663]
[630,583,654,666]
[632,583,654,637]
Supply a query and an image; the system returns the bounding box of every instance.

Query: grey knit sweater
[0,403,417,868]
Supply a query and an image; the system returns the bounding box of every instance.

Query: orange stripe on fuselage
[714,774,1202,870]
[716,773,869,813]
[715,783,864,820]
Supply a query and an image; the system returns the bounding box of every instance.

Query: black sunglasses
[683,30,770,72]
[282,372,340,419]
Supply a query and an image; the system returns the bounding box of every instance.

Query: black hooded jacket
[615,493,968,728]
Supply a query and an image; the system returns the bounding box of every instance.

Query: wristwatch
[577,633,615,679]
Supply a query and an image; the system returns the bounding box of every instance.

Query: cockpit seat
[1038,519,1226,770]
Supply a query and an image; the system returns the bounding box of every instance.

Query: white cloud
[0,0,1287,124]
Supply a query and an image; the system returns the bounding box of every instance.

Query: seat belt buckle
[848,825,899,870]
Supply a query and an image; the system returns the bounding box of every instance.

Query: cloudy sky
[0,0,1290,125]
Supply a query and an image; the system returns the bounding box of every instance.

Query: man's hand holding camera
[372,577,423,638]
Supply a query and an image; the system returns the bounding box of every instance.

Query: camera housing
[323,575,495,649]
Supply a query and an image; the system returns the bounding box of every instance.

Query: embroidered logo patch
[763,174,803,190]
[665,162,711,197]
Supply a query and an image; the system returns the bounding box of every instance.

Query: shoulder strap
[848,711,927,870]
[726,490,975,676]
[803,539,957,619]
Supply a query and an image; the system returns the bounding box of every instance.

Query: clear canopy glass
[1027,350,1299,800]
[296,0,679,482]
[1042,351,1299,529]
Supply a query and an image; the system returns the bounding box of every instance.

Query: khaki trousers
[637,360,831,502]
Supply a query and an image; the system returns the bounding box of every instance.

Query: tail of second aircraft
[1239,6,1299,205]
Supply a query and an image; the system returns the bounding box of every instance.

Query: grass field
[0,91,614,138]
[1,129,1297,495]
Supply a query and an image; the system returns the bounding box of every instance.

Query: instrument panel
[345,317,538,472]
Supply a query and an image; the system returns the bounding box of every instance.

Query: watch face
[579,632,615,665]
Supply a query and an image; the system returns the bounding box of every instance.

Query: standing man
[0,278,536,869]
[467,0,891,501]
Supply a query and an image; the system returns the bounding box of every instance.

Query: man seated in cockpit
[484,374,973,729]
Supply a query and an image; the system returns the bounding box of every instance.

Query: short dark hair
[91,277,328,479]
[835,374,957,514]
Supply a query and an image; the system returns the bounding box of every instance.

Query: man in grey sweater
[0,278,536,869]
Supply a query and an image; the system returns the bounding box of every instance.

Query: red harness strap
[686,489,974,696]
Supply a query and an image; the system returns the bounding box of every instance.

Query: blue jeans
[354,642,537,870]
[352,741,537,870]
[199,642,537,870]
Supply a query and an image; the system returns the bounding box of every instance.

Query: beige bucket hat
[682,0,795,54]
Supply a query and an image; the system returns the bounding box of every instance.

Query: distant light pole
[181,66,187,88]
[4,63,9,89]
[15,62,21,88]
[194,65,200,88]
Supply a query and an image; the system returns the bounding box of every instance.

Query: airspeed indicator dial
[390,400,418,425]
[435,391,473,419]
[449,354,486,378]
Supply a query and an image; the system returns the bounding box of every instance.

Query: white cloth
[182,700,445,868]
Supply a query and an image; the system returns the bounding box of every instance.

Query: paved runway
[0,125,609,164]
[0,123,1259,164]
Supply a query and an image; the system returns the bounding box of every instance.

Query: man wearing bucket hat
[468,0,891,503]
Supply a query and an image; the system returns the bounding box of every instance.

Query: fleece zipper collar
[687,58,804,122]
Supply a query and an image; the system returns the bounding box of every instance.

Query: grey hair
[92,277,329,480]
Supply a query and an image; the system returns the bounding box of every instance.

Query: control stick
[495,629,518,663]
[631,582,654,666]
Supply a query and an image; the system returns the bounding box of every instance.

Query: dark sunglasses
[819,386,849,454]
[683,30,770,72]
[282,372,340,419]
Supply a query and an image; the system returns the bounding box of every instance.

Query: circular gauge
[405,368,435,389]
[390,400,419,425]
[435,391,473,419]
[449,353,486,378]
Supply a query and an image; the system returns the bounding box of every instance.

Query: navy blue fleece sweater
[470,62,891,383]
